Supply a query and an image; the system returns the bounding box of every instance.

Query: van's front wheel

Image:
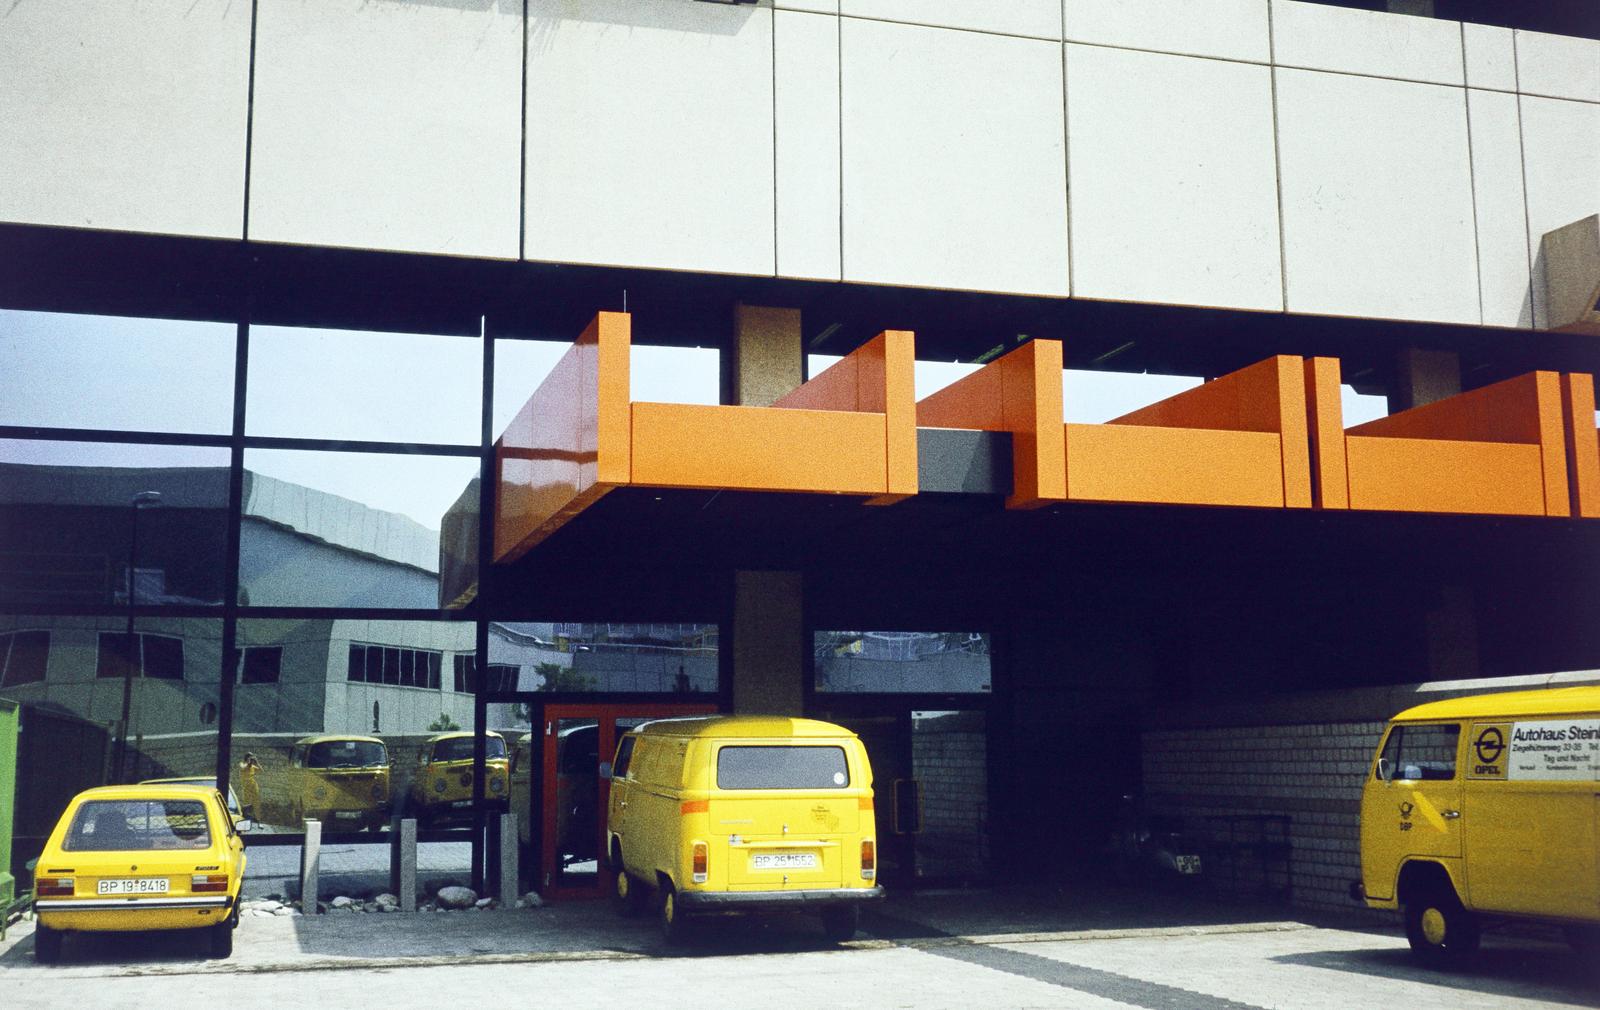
[1404,885,1479,967]
[613,868,647,917]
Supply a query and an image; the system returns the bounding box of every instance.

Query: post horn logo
[1398,801,1414,821]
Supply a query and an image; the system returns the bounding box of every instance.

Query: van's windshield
[307,740,388,769]
[716,745,850,790]
[432,736,506,763]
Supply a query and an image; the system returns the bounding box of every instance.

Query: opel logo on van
[1474,727,1505,765]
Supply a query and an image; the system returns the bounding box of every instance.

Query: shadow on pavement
[1271,939,1600,1007]
[0,923,216,969]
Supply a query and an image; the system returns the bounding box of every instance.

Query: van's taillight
[191,874,229,893]
[860,840,876,880]
[691,841,708,884]
[37,877,74,897]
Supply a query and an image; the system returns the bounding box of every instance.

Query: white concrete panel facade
[1515,31,1600,104]
[1275,69,1479,325]
[524,0,775,275]
[0,0,249,239]
[249,0,523,259]
[1463,23,1517,92]
[1062,0,1269,64]
[840,0,1061,40]
[841,19,1068,296]
[775,10,842,281]
[778,0,838,12]
[1066,46,1281,311]
[1466,90,1533,328]
[1270,1,1463,86]
[1518,96,1600,328]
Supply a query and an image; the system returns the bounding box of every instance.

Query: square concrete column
[732,570,804,716]
[300,818,321,915]
[498,813,518,906]
[398,818,417,912]
[1390,348,1460,413]
[726,304,803,407]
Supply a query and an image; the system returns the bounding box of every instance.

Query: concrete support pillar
[300,819,321,915]
[1390,348,1461,413]
[498,813,518,907]
[732,570,804,716]
[726,304,803,407]
[398,818,417,913]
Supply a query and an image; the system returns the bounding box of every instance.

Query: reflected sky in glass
[243,448,478,530]
[493,339,719,437]
[0,309,235,433]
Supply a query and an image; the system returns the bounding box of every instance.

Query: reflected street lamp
[114,490,163,784]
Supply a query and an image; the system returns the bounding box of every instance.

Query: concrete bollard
[399,818,418,913]
[301,818,321,915]
[499,813,517,907]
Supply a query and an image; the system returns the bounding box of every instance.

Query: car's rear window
[716,746,850,790]
[307,740,388,769]
[64,800,212,851]
[432,736,505,762]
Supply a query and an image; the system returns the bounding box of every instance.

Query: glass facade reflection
[813,631,992,693]
[487,623,718,693]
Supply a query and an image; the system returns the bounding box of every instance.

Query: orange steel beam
[1303,357,1349,509]
[1562,373,1600,518]
[1104,355,1311,509]
[1311,368,1571,517]
[917,339,1066,509]
[494,312,631,563]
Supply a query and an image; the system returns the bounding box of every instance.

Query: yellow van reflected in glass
[285,735,390,831]
[408,731,508,825]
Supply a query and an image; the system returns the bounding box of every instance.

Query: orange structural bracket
[494,312,631,564]
[1308,362,1571,517]
[1562,373,1600,518]
[494,314,921,559]
[917,339,1065,509]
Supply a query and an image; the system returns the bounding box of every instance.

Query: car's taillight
[191,874,229,893]
[691,841,708,884]
[37,877,74,897]
[860,839,876,880]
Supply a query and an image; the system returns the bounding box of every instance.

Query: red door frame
[540,702,717,900]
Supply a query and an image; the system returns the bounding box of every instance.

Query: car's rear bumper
[36,895,233,912]
[677,886,884,912]
[35,894,236,931]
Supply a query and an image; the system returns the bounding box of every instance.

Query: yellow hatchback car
[31,783,246,963]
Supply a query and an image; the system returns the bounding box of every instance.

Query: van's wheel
[613,868,647,918]
[658,880,688,944]
[1565,925,1600,959]
[33,923,63,964]
[821,905,860,943]
[1404,884,1479,967]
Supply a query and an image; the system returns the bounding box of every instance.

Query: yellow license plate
[97,878,171,895]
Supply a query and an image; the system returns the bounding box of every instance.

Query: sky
[1,308,1393,530]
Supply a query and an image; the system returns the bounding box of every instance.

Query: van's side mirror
[598,761,613,781]
[1376,758,1393,782]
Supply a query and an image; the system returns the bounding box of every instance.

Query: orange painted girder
[1562,374,1600,518]
[1063,424,1287,508]
[631,402,891,494]
[1344,437,1549,515]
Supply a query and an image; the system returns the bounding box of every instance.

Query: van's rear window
[716,746,849,790]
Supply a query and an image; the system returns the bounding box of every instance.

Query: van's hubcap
[664,893,675,923]
[617,874,629,899]
[1421,907,1448,945]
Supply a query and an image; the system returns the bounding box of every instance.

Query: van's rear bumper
[677,886,884,912]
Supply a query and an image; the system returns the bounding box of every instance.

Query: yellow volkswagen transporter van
[1359,686,1600,966]
[606,716,884,942]
[32,784,246,963]
[409,731,509,824]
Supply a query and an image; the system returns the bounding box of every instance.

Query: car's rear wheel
[821,905,860,943]
[657,880,688,944]
[33,923,63,964]
[1404,884,1479,968]
[208,914,235,959]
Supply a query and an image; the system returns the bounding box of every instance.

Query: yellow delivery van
[606,715,883,943]
[1358,685,1600,966]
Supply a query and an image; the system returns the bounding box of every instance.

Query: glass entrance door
[539,702,716,899]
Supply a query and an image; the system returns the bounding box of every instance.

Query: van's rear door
[709,742,860,890]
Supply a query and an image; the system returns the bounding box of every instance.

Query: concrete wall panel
[1467,89,1533,328]
[525,0,775,276]
[1063,0,1269,64]
[1067,46,1281,311]
[775,11,842,281]
[1515,30,1600,104]
[1270,1,1463,86]
[1463,23,1516,92]
[0,0,249,239]
[1276,69,1479,325]
[841,19,1068,297]
[250,0,523,259]
[841,0,1061,40]
[1519,96,1600,328]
